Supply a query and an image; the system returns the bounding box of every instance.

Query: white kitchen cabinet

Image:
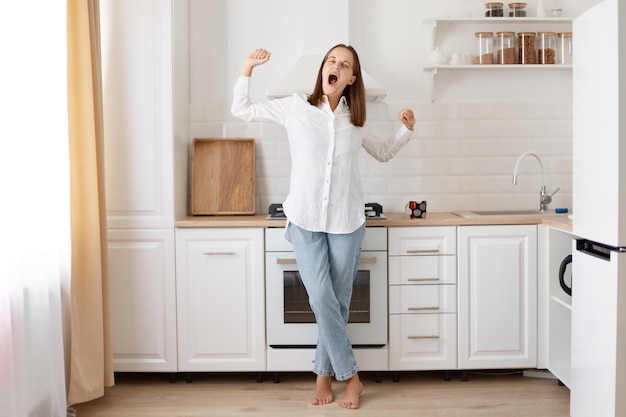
[457,225,537,370]
[388,227,457,371]
[175,228,265,372]
[100,0,181,373]
[100,0,176,230]
[108,229,177,372]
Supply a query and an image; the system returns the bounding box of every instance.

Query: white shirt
[231,76,413,234]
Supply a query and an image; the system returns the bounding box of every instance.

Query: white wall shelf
[423,17,574,101]
[424,64,572,70]
[424,17,574,25]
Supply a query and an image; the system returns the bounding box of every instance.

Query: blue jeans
[286,222,366,381]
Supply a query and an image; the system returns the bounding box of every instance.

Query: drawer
[389,313,457,370]
[388,254,457,284]
[388,227,456,256]
[389,284,456,314]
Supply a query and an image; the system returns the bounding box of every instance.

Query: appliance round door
[559,254,572,296]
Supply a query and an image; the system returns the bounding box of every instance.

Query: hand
[397,109,415,131]
[240,48,271,76]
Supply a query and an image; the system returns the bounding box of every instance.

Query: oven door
[266,250,387,347]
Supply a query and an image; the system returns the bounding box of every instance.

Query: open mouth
[328,74,338,85]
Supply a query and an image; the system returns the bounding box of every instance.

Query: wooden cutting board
[191,138,255,215]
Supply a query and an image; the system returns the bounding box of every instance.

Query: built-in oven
[265,227,388,348]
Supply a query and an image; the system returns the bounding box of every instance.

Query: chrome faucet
[512,151,560,212]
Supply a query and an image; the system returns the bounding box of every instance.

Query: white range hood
[266,54,387,103]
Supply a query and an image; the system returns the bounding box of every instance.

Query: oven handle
[276,258,297,265]
[276,257,378,265]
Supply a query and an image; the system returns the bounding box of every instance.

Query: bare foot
[338,374,364,409]
[311,375,334,405]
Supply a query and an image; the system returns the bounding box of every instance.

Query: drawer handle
[407,307,439,311]
[276,258,297,265]
[407,335,439,340]
[407,278,440,282]
[406,249,440,254]
[203,251,236,256]
[359,257,377,264]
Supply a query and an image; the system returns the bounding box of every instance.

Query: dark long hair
[307,44,366,127]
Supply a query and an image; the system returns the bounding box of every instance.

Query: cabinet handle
[407,335,439,340]
[276,258,297,265]
[203,251,236,256]
[406,249,440,254]
[407,307,439,311]
[407,278,440,282]
[359,257,377,264]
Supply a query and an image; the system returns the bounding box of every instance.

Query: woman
[231,44,415,409]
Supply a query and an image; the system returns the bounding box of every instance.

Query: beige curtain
[66,0,114,405]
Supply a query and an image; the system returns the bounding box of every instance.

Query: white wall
[183,0,602,214]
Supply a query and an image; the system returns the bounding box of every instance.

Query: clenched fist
[397,109,415,131]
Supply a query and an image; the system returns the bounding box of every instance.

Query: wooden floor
[72,370,570,417]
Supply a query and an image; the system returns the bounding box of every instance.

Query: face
[321,47,357,99]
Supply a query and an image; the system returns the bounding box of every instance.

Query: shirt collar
[320,95,349,112]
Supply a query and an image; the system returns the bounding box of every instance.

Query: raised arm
[240,48,271,77]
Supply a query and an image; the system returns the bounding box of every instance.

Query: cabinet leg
[168,373,177,383]
[186,373,193,383]
[392,372,400,383]
[461,371,468,382]
[273,373,280,383]
[375,372,382,383]
[443,371,451,381]
[256,373,264,383]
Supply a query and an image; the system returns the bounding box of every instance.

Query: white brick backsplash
[205,100,573,213]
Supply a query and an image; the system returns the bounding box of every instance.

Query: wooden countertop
[175,212,572,232]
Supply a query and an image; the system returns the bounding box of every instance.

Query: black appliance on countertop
[266,203,385,220]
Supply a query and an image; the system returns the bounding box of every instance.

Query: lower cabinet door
[108,229,177,372]
[457,225,538,369]
[175,228,265,372]
[389,313,457,370]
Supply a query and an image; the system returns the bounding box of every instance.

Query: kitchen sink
[453,210,548,218]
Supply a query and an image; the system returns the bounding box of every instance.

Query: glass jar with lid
[508,2,528,17]
[518,32,537,64]
[557,32,573,64]
[474,32,494,64]
[485,2,504,17]
[496,31,516,64]
[537,32,557,64]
